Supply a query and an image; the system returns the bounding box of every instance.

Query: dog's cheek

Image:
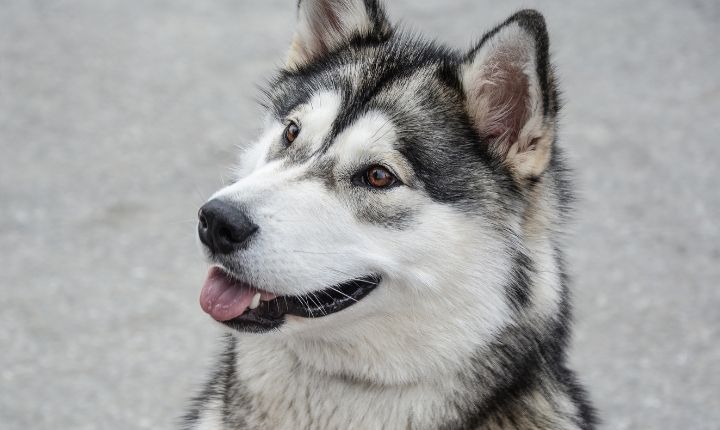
[346,186,425,231]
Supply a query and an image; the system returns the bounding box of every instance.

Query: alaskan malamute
[185,1,596,428]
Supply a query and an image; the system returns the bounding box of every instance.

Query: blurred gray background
[1,0,719,429]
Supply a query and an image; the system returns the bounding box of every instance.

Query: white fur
[194,399,225,430]
[194,104,525,428]
[189,2,592,426]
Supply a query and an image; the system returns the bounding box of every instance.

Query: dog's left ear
[287,0,392,69]
[461,10,559,180]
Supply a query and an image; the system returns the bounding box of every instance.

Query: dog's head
[197,0,562,384]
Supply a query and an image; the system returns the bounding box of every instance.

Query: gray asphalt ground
[1,1,719,429]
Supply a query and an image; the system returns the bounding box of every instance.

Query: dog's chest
[223,339,453,430]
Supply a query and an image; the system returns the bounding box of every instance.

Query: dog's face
[197,1,559,383]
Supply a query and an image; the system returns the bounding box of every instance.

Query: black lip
[222,275,381,333]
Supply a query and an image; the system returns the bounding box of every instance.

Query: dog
[184,1,596,428]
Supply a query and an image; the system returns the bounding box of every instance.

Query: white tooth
[249,292,261,310]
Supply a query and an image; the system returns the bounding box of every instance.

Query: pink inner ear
[308,0,344,53]
[472,60,530,155]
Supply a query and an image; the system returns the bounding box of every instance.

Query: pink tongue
[199,267,256,321]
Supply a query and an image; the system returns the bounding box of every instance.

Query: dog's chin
[199,266,381,334]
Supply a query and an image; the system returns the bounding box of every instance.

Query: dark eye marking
[353,165,400,189]
[284,120,300,146]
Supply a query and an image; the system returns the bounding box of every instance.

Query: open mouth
[199,267,381,333]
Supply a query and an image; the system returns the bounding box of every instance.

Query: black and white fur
[184,1,596,428]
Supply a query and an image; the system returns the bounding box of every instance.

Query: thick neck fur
[199,326,587,430]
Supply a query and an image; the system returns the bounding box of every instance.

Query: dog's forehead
[259,37,501,205]
[325,109,398,162]
[276,88,400,165]
[291,90,343,155]
[267,36,461,126]
[275,63,454,161]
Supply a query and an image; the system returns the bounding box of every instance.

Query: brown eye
[284,121,300,145]
[366,166,396,188]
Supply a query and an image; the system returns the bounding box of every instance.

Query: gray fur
[185,2,596,429]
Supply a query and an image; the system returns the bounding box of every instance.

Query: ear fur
[287,0,392,69]
[461,10,559,180]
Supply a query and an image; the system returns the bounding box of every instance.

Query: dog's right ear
[286,0,392,69]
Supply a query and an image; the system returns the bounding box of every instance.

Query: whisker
[288,249,353,256]
[309,292,327,316]
[325,267,378,285]
[324,285,358,303]
[367,117,393,142]
[298,295,314,318]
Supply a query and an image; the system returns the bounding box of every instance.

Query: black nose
[198,199,258,254]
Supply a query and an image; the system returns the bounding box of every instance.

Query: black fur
[186,3,596,429]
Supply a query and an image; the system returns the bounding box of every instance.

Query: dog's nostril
[197,199,258,254]
[217,226,232,242]
[198,212,209,230]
